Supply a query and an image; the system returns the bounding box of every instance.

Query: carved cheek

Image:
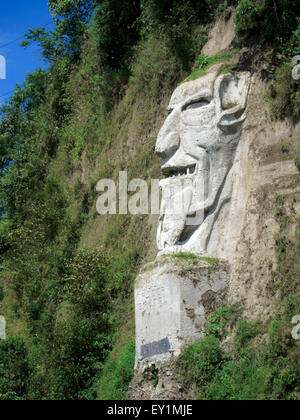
[180,126,219,156]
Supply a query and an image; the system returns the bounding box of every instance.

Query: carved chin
[158,215,186,249]
[158,208,205,250]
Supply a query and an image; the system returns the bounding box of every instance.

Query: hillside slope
[0,0,299,400]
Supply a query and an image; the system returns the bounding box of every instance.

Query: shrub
[206,305,242,339]
[177,335,224,390]
[98,341,135,400]
[0,337,30,400]
[235,0,300,45]
[235,0,261,35]
[203,357,272,400]
[269,62,300,121]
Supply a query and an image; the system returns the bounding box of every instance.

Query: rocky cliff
[0,1,299,400]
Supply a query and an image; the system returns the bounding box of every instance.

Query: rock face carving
[155,66,251,257]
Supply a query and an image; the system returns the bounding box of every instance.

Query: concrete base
[134,256,229,369]
[0,316,6,340]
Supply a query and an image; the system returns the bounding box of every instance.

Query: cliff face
[129,15,300,399]
[171,12,300,325]
[0,1,300,400]
[229,77,300,322]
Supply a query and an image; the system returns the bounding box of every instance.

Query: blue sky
[0,0,54,105]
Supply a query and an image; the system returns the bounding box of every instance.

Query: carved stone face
[155,66,251,256]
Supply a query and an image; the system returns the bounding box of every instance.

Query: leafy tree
[0,70,48,224]
[0,337,30,400]
[22,0,96,63]
[93,0,141,69]
[235,0,300,45]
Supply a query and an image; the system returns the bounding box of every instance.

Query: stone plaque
[141,337,171,360]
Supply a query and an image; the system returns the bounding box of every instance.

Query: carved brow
[183,98,211,111]
[181,91,212,110]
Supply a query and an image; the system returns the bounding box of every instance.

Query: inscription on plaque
[141,337,171,360]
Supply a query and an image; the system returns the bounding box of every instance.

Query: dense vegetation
[179,296,300,400]
[0,0,299,400]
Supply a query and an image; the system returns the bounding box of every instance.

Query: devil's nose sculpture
[155,64,251,256]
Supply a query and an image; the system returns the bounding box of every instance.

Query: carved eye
[184,100,210,111]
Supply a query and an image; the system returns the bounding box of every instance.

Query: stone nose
[155,109,180,158]
[161,146,197,173]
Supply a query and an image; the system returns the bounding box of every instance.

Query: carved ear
[215,72,251,133]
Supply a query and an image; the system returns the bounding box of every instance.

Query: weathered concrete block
[135,256,229,368]
[0,315,6,340]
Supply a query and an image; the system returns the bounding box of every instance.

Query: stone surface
[130,12,300,400]
[201,9,236,57]
[134,256,228,368]
[0,316,6,340]
[155,66,251,259]
[128,360,191,401]
[226,72,300,322]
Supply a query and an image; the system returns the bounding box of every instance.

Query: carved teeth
[165,165,196,178]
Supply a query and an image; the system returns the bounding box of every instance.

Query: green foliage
[172,252,199,263]
[203,357,273,400]
[294,138,300,170]
[206,304,242,339]
[200,256,220,270]
[1,0,299,402]
[144,364,159,388]
[235,0,300,45]
[22,0,95,63]
[178,336,224,390]
[0,217,10,257]
[234,319,262,351]
[235,0,261,35]
[129,36,185,101]
[272,193,300,296]
[234,1,300,123]
[269,62,300,122]
[185,52,235,82]
[292,22,300,55]
[93,0,141,69]
[171,253,221,271]
[0,337,30,400]
[98,341,135,400]
[139,0,211,65]
[179,305,300,399]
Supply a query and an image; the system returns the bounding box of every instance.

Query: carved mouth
[163,164,196,178]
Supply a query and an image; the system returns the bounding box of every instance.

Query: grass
[184,52,235,82]
[206,304,243,339]
[171,253,220,266]
[97,341,135,400]
[171,252,199,264]
[269,62,300,122]
[177,305,300,400]
[144,364,159,388]
[199,257,220,270]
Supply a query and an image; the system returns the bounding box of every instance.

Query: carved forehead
[169,70,219,109]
